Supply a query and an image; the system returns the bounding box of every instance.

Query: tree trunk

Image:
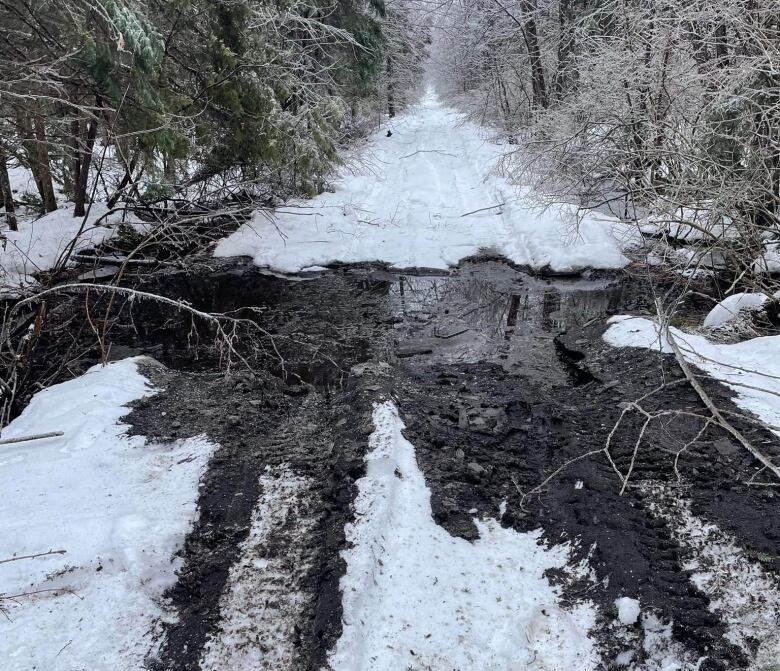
[386,56,396,118]
[0,147,17,231]
[17,112,56,213]
[34,115,57,212]
[493,0,548,110]
[72,102,100,217]
[714,22,729,67]
[554,0,575,99]
[524,15,548,110]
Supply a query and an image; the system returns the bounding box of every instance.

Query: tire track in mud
[393,364,728,667]
[132,367,382,671]
[390,320,780,669]
[121,265,400,671]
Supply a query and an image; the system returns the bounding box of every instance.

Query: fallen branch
[433,327,470,339]
[399,149,458,159]
[0,431,63,446]
[459,203,505,218]
[658,301,780,482]
[0,548,66,565]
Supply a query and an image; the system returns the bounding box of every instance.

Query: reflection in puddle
[387,262,626,384]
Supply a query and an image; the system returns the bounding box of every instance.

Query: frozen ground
[215,90,634,273]
[0,358,216,670]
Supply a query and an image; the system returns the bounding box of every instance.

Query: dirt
[22,257,778,669]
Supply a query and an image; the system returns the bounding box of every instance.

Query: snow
[638,204,736,242]
[1,204,127,292]
[7,164,39,196]
[755,241,780,274]
[615,597,641,625]
[702,293,767,329]
[609,608,702,671]
[200,466,316,670]
[640,613,702,671]
[215,90,633,274]
[604,316,780,438]
[0,357,216,670]
[328,400,598,671]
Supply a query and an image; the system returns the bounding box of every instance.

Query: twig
[0,549,66,564]
[399,149,457,159]
[433,327,470,339]
[459,203,505,217]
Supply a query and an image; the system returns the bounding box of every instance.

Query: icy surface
[702,293,767,329]
[328,400,597,671]
[0,358,216,670]
[215,91,633,274]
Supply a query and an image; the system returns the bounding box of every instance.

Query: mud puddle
[383,262,638,384]
[97,258,780,670]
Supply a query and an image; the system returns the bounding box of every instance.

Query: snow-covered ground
[328,400,598,670]
[0,204,130,292]
[604,316,780,440]
[215,90,634,274]
[0,358,216,670]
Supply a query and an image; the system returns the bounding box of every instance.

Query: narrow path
[3,97,780,671]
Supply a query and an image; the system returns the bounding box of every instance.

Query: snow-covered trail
[215,90,632,273]
[328,401,598,671]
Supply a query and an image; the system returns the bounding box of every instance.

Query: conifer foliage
[0,0,426,218]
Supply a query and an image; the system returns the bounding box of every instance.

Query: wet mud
[68,258,779,669]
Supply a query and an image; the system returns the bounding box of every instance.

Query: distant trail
[215,89,631,274]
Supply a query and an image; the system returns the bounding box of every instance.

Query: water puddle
[383,261,635,385]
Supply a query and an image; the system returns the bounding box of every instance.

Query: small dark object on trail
[386,130,392,137]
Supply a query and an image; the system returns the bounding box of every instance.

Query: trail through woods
[2,90,780,671]
[217,90,631,274]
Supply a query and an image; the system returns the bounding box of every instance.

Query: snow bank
[216,91,633,274]
[702,293,767,329]
[0,204,125,291]
[0,358,216,670]
[604,316,780,437]
[328,400,597,670]
[638,204,737,242]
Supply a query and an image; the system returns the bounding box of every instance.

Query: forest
[0,0,426,223]
[1,2,780,671]
[2,0,778,266]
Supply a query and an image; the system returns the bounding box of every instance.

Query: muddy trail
[53,258,779,670]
